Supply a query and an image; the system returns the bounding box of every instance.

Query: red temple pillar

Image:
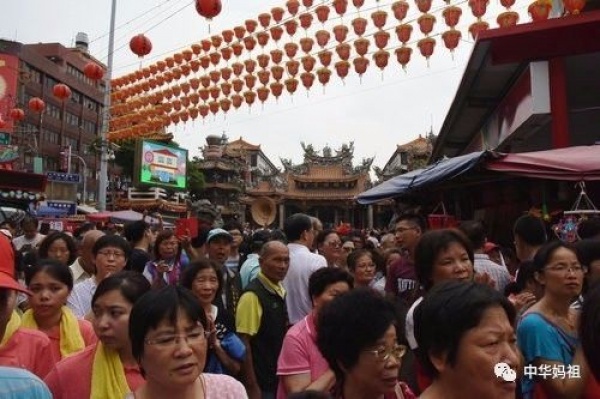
[549,57,569,149]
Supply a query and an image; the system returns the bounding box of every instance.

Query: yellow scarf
[21,306,85,358]
[90,342,130,399]
[0,311,21,347]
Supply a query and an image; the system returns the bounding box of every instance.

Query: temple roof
[397,135,432,156]
[226,137,261,152]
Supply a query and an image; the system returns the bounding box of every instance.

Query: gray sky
[1,0,526,170]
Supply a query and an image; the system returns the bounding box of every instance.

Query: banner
[0,43,21,134]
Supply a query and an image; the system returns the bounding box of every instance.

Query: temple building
[374,134,434,183]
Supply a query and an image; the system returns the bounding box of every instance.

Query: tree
[187,156,205,200]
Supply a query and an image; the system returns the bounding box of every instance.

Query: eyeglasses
[395,227,416,234]
[326,242,342,248]
[97,250,126,259]
[544,265,588,274]
[145,329,208,348]
[364,344,407,362]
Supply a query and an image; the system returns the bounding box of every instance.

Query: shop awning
[356,151,489,204]
[486,145,600,181]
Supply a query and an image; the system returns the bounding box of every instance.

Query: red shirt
[43,319,98,361]
[0,328,56,378]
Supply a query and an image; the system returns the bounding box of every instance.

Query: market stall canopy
[109,210,172,227]
[486,145,600,181]
[77,205,99,214]
[36,206,70,218]
[356,151,489,204]
[86,212,113,222]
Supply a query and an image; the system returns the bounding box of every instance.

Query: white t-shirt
[405,296,424,350]
[12,233,45,251]
[67,277,97,319]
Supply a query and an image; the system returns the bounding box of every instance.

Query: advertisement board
[134,140,188,190]
[0,48,20,135]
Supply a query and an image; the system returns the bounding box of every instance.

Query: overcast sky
[1,0,529,171]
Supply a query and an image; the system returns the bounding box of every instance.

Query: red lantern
[469,0,489,19]
[497,11,519,27]
[221,67,233,81]
[129,34,152,58]
[9,108,25,122]
[285,42,299,58]
[300,72,315,90]
[272,65,285,81]
[221,82,232,96]
[271,7,285,22]
[317,67,331,86]
[563,0,586,14]
[286,60,300,76]
[244,36,257,52]
[222,30,234,43]
[392,1,409,21]
[258,13,272,29]
[353,57,369,78]
[271,49,284,64]
[257,32,270,48]
[374,31,390,49]
[442,29,461,52]
[335,60,350,80]
[315,5,331,24]
[245,74,257,89]
[174,53,184,64]
[231,43,243,57]
[84,62,104,80]
[315,30,330,48]
[336,43,352,61]
[302,56,316,72]
[270,82,284,100]
[371,10,388,29]
[257,54,270,69]
[285,20,298,36]
[245,19,258,33]
[209,52,221,66]
[220,98,232,113]
[501,0,516,7]
[200,104,210,118]
[443,6,462,27]
[417,13,436,35]
[201,39,212,53]
[299,13,313,30]
[354,38,370,57]
[333,0,349,16]
[233,26,246,40]
[285,78,299,95]
[415,0,433,13]
[333,25,349,43]
[211,35,223,49]
[318,50,333,67]
[300,37,315,54]
[209,101,220,115]
[199,89,210,101]
[352,17,368,36]
[258,70,271,85]
[232,62,244,76]
[270,26,284,42]
[373,50,390,70]
[53,83,72,101]
[417,37,436,61]
[210,70,222,83]
[469,20,489,40]
[29,97,45,113]
[257,86,270,103]
[528,0,552,21]
[220,47,232,61]
[396,24,413,44]
[195,0,222,20]
[210,86,221,99]
[353,0,365,8]
[0,118,6,129]
[302,0,314,7]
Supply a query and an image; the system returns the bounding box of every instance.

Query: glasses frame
[544,265,588,274]
[363,344,408,363]
[145,330,209,347]
[96,250,126,259]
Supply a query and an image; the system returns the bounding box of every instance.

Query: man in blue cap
[206,228,242,318]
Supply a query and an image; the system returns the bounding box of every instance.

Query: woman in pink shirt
[277,267,354,398]
[44,271,151,399]
[23,259,97,362]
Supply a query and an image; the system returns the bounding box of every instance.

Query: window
[45,103,61,120]
[82,119,97,134]
[400,151,408,165]
[70,90,82,105]
[65,112,79,126]
[83,96,98,111]
[67,137,78,149]
[21,62,42,84]
[42,129,60,145]
[250,154,258,167]
[45,75,58,89]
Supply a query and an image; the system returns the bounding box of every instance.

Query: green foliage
[113,140,136,176]
[187,158,205,200]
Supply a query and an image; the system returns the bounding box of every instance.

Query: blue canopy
[36,206,70,217]
[357,151,488,204]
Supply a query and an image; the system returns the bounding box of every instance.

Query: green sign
[0,132,10,145]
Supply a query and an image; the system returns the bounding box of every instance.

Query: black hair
[37,232,78,265]
[180,258,223,298]
[92,234,131,259]
[577,218,600,240]
[317,288,397,384]
[287,391,332,399]
[580,283,600,381]
[153,230,181,260]
[249,230,272,253]
[414,281,516,379]
[21,217,39,229]
[222,220,243,233]
[123,220,149,244]
[458,220,487,249]
[574,239,600,268]
[269,229,287,244]
[346,248,373,272]
[129,286,208,366]
[25,258,74,290]
[73,223,95,240]
[315,229,338,249]
[513,215,547,246]
[396,213,427,233]
[308,267,354,301]
[414,229,474,291]
[284,213,312,242]
[91,271,150,308]
[532,240,578,273]
[514,260,536,293]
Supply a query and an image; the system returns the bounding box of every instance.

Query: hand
[474,272,496,288]
[156,261,169,274]
[207,316,218,348]
[509,292,537,313]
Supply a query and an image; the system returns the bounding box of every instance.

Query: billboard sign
[134,140,187,190]
[0,43,21,135]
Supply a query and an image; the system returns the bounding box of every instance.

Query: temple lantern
[333,0,349,16]
[222,30,234,43]
[300,72,315,91]
[417,13,436,35]
[258,13,272,29]
[443,6,462,27]
[244,74,257,89]
[333,25,349,43]
[316,30,330,48]
[469,20,489,39]
[192,43,202,55]
[201,75,212,88]
[392,1,410,21]
[270,49,284,64]
[302,0,314,7]
[199,104,210,118]
[211,35,223,49]
[149,64,158,74]
[220,98,232,113]
[199,88,210,101]
[528,0,552,21]
[469,0,489,19]
[181,96,190,107]
[231,43,244,57]
[258,70,271,85]
[190,78,201,90]
[284,77,299,95]
[354,38,370,57]
[174,67,184,79]
[286,60,300,76]
[300,37,315,54]
[497,11,519,27]
[233,26,246,40]
[373,49,390,70]
[209,70,222,83]
[257,86,270,103]
[220,47,233,61]
[141,81,150,92]
[209,52,221,66]
[257,32,270,48]
[442,29,461,52]
[270,26,284,42]
[10,108,25,122]
[301,55,316,72]
[244,59,257,74]
[189,107,199,120]
[336,43,352,61]
[353,0,365,9]
[53,83,72,101]
[157,61,167,72]
[174,53,184,64]
[374,30,390,49]
[163,102,173,113]
[210,86,221,99]
[316,67,332,87]
[318,50,333,66]
[270,82,284,100]
[335,60,350,80]
[84,62,104,80]
[173,99,182,111]
[352,17,368,36]
[272,65,285,80]
[243,36,257,52]
[181,64,191,76]
[315,5,331,24]
[221,82,232,96]
[417,37,436,62]
[164,88,174,99]
[232,78,244,93]
[271,7,285,22]
[183,49,193,62]
[563,0,586,14]
[221,67,233,81]
[200,56,211,69]
[171,114,180,125]
[245,19,258,33]
[129,34,152,58]
[257,54,270,69]
[284,42,299,58]
[173,84,182,97]
[415,0,432,13]
[371,10,388,29]
[299,13,313,30]
[201,39,212,53]
[395,22,412,43]
[353,57,369,79]
[195,0,222,20]
[285,20,298,36]
[395,46,412,70]
[135,70,144,80]
[190,93,200,105]
[209,101,220,115]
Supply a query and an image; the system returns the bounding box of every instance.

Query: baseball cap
[206,228,233,244]
[0,235,31,295]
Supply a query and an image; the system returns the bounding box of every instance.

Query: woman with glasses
[316,230,343,268]
[346,249,377,289]
[317,288,415,399]
[517,241,587,398]
[67,235,130,318]
[127,286,247,399]
[45,271,151,399]
[143,230,187,288]
[414,281,520,399]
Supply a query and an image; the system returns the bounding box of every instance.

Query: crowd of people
[0,211,599,399]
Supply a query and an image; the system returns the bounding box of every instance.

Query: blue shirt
[239,253,260,289]
[0,367,52,399]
